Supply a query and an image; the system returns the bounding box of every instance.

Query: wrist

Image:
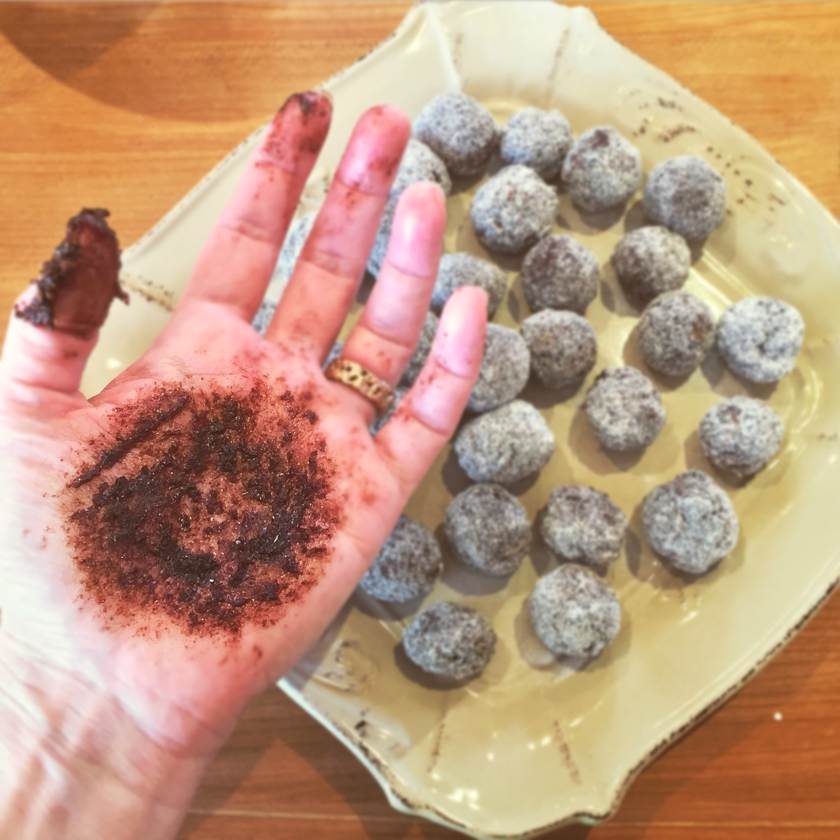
[0,630,216,840]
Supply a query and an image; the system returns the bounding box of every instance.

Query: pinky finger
[374,286,487,494]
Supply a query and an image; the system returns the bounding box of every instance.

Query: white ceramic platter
[84,2,840,838]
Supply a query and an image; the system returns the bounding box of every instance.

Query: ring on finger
[324,358,396,417]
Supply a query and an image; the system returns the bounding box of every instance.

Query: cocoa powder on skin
[63,380,343,636]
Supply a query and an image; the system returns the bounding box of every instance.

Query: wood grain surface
[1,3,839,839]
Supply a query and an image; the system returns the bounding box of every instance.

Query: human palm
[0,94,485,759]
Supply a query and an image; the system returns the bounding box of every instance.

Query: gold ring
[324,358,396,417]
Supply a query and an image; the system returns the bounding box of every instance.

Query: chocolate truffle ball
[391,138,453,198]
[611,226,691,306]
[699,397,785,477]
[413,92,499,177]
[520,234,600,314]
[400,311,438,387]
[643,156,726,241]
[444,484,531,576]
[251,300,276,337]
[585,367,666,452]
[637,291,715,377]
[471,165,558,254]
[528,565,621,659]
[716,297,804,383]
[561,126,642,212]
[539,486,627,572]
[500,107,573,182]
[520,309,598,390]
[468,324,530,413]
[432,253,507,318]
[642,470,739,575]
[402,601,497,681]
[454,400,555,484]
[359,515,442,602]
[277,211,317,283]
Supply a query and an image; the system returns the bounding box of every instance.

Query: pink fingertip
[258,91,333,174]
[335,105,411,196]
[387,182,446,278]
[433,286,488,379]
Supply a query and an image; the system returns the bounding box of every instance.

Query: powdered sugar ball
[716,297,804,383]
[561,126,642,212]
[699,397,785,477]
[521,310,598,390]
[638,291,715,377]
[539,486,627,572]
[455,400,555,484]
[471,165,558,254]
[392,138,452,197]
[528,565,621,659]
[642,470,739,574]
[400,311,438,387]
[402,601,496,681]
[369,386,407,436]
[611,226,691,306]
[432,253,507,318]
[468,324,530,413]
[643,156,726,241]
[500,108,573,182]
[520,234,600,314]
[359,515,442,602]
[413,92,499,177]
[585,367,666,451]
[445,484,531,577]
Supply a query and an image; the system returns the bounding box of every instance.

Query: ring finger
[332,181,446,421]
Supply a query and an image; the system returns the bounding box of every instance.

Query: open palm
[0,94,485,779]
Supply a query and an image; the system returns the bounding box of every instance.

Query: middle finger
[265,105,410,358]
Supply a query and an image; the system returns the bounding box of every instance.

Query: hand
[0,92,486,837]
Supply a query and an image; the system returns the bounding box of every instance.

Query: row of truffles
[364,460,745,681]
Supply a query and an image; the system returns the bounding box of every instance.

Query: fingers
[326,182,446,420]
[264,105,411,356]
[374,286,487,494]
[0,286,97,399]
[179,92,333,322]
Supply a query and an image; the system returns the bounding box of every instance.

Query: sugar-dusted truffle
[402,601,497,680]
[359,515,442,602]
[521,309,598,390]
[432,253,507,318]
[467,324,530,413]
[369,386,407,436]
[391,138,453,198]
[611,225,691,306]
[444,484,531,577]
[539,485,627,572]
[561,126,642,212]
[413,92,499,177]
[454,400,555,484]
[638,290,715,377]
[584,367,666,451]
[643,155,726,241]
[400,311,438,387]
[699,396,784,478]
[520,234,599,314]
[471,165,558,254]
[528,565,621,659]
[500,107,573,182]
[642,470,739,574]
[716,297,804,383]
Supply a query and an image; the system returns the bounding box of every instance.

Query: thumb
[1,209,125,400]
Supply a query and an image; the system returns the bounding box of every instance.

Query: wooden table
[2,3,839,839]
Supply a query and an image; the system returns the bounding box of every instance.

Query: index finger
[178,91,333,322]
